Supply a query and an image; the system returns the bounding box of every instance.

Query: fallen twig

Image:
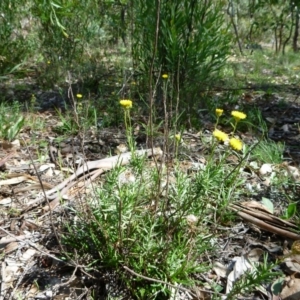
[22,148,162,213]
[123,265,200,298]
[231,204,300,240]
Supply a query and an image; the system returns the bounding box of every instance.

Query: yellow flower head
[215,108,224,117]
[229,138,243,151]
[162,74,168,79]
[120,99,132,109]
[213,129,229,142]
[231,111,247,122]
[76,94,83,98]
[292,240,300,254]
[175,134,181,142]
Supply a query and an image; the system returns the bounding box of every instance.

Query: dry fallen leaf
[5,241,19,254]
[20,249,36,262]
[280,276,300,300]
[226,248,264,294]
[212,262,227,278]
[0,197,12,205]
[241,200,273,214]
[284,257,300,274]
[259,163,273,176]
[0,176,30,186]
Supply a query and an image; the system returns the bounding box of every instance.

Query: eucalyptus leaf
[261,197,274,214]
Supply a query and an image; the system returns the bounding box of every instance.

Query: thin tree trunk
[283,5,294,55]
[227,0,243,55]
[293,7,299,52]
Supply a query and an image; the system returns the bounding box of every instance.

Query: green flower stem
[124,109,134,153]
[232,120,238,134]
[215,116,220,129]
[175,139,179,160]
[208,139,218,165]
[225,140,261,185]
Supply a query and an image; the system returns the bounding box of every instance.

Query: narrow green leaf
[286,203,297,219]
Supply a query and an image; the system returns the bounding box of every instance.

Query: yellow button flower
[213,129,229,142]
[292,240,300,254]
[120,99,133,109]
[229,138,243,151]
[162,74,168,79]
[215,108,224,117]
[231,111,247,121]
[175,134,181,142]
[76,94,83,98]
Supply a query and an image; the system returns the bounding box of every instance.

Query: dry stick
[52,265,78,289]
[123,266,220,298]
[67,71,79,125]
[117,72,134,96]
[0,151,16,168]
[0,226,67,264]
[22,138,60,246]
[161,75,170,211]
[232,203,298,229]
[70,168,104,207]
[6,173,54,189]
[67,74,96,219]
[232,209,300,240]
[43,168,102,211]
[54,84,101,270]
[21,138,85,275]
[150,72,163,212]
[75,287,89,300]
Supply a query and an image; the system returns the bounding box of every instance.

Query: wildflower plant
[213,109,246,153]
[208,108,248,190]
[174,133,182,159]
[62,104,264,298]
[231,110,247,134]
[215,108,224,128]
[120,99,134,152]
